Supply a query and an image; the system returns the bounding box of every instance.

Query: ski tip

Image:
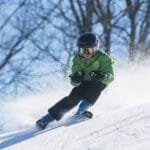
[75,111,93,119]
[82,111,93,119]
[36,121,46,130]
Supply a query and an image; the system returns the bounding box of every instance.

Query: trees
[138,0,150,60]
[0,0,57,98]
[0,0,149,98]
[124,0,150,61]
[94,0,120,54]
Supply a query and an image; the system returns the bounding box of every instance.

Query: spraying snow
[0,61,150,134]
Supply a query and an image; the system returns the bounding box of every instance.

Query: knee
[58,96,78,109]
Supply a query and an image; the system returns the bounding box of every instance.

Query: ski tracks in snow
[0,115,90,149]
[1,104,150,150]
[64,105,150,150]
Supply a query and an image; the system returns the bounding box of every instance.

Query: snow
[1,104,150,150]
[0,62,150,150]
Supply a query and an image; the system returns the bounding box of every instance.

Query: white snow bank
[0,62,150,134]
[0,103,150,150]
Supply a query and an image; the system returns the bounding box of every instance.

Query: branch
[0,0,26,31]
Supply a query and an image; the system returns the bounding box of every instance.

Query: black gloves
[90,71,105,81]
[70,71,105,83]
[69,72,84,83]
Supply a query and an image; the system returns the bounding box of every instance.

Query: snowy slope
[0,63,150,150]
[0,104,150,150]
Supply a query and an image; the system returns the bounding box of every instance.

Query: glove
[90,71,105,81]
[69,72,84,83]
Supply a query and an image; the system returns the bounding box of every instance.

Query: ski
[36,111,93,130]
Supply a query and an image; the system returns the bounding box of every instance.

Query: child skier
[36,32,114,129]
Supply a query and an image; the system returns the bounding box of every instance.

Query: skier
[36,32,114,129]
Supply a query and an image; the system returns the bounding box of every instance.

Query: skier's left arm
[99,55,114,85]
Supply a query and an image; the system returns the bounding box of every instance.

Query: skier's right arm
[70,57,83,86]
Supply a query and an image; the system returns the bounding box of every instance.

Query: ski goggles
[78,47,94,55]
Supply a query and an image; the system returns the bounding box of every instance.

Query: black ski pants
[48,80,106,120]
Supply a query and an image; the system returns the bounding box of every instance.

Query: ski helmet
[77,32,100,56]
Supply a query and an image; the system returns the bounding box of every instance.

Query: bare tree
[138,0,150,60]
[118,0,150,62]
[0,0,149,99]
[94,0,119,54]
[36,0,95,79]
[0,0,59,98]
[125,0,142,61]
[109,0,150,62]
[69,0,94,33]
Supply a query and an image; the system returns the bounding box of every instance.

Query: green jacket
[70,51,114,86]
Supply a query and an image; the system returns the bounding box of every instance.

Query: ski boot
[82,111,93,119]
[76,110,93,119]
[75,100,93,119]
[36,113,55,130]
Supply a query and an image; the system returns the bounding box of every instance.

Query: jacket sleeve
[70,56,82,86]
[99,55,114,85]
